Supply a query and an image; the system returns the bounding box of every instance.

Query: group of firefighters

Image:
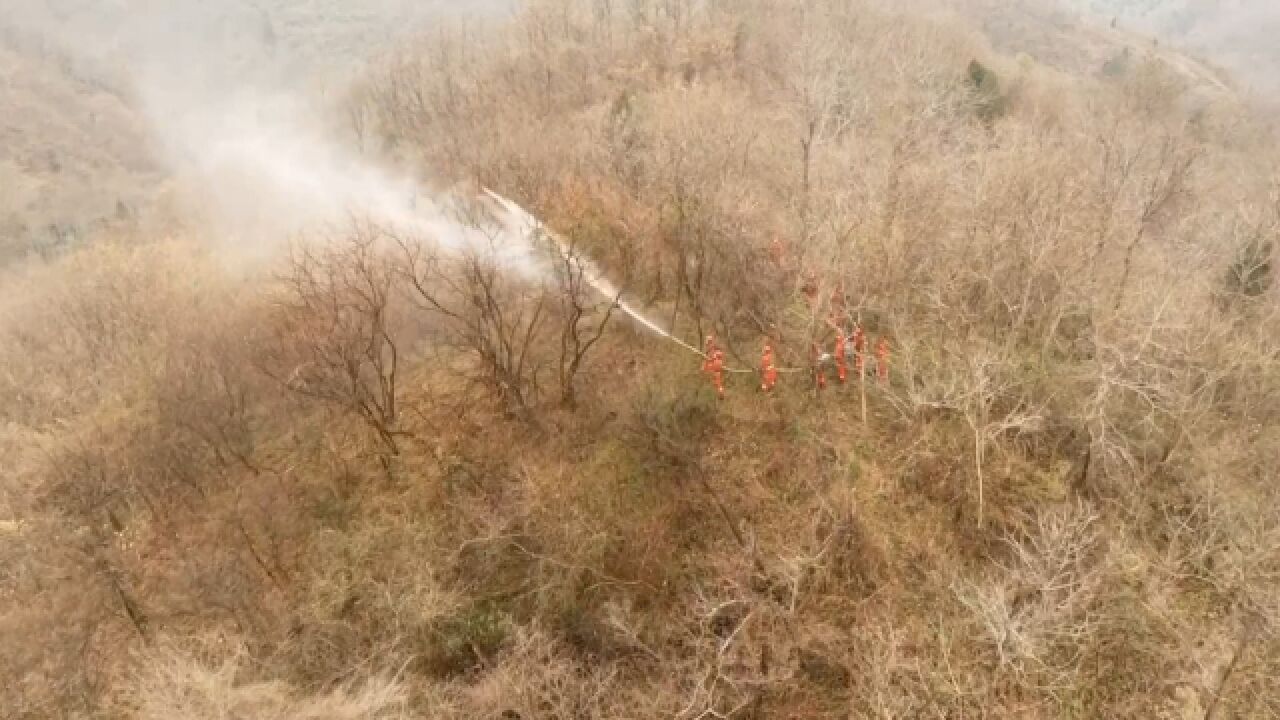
[697,241,892,398]
[699,325,890,399]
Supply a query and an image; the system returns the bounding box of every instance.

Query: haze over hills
[1063,0,1280,95]
[0,0,1273,262]
[0,22,157,257]
[0,0,512,257]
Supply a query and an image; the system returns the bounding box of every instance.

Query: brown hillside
[3,1,1279,718]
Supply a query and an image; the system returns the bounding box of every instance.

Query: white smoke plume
[3,0,691,340]
[2,0,523,258]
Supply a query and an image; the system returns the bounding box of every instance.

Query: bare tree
[553,235,622,408]
[395,228,551,415]
[956,503,1104,690]
[263,226,405,455]
[1110,132,1199,310]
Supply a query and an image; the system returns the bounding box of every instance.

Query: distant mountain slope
[0,0,513,260]
[0,26,159,258]
[938,0,1235,107]
[1063,0,1280,95]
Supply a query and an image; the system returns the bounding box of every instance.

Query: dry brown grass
[124,636,409,720]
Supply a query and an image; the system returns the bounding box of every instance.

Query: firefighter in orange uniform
[761,344,778,393]
[702,348,726,398]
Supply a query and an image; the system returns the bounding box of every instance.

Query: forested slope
[3,1,1279,718]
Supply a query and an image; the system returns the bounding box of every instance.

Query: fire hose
[482,187,818,377]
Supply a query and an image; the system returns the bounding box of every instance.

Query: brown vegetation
[4,0,1280,717]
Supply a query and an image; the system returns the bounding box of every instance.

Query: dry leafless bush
[262,225,409,456]
[956,502,1106,694]
[121,636,408,720]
